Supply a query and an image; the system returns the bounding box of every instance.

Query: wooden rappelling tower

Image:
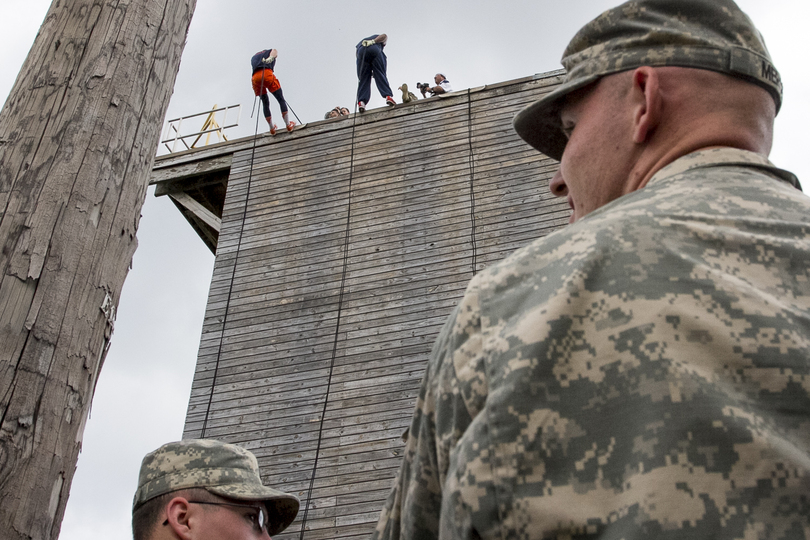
[149,69,569,540]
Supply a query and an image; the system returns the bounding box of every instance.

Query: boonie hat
[513,0,782,161]
[133,439,299,535]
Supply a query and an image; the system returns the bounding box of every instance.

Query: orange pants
[252,69,280,95]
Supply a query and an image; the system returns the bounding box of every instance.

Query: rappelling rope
[285,100,303,126]
[297,47,366,539]
[466,88,478,276]
[200,69,267,438]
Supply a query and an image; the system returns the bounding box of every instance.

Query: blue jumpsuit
[356,35,393,104]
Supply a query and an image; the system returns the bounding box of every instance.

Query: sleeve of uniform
[374,281,487,540]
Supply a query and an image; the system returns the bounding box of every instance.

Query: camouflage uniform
[374,147,810,539]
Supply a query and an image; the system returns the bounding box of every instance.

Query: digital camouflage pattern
[514,0,782,161]
[374,148,810,540]
[133,439,299,535]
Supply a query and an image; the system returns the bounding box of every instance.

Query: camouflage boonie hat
[133,439,299,536]
[513,0,782,161]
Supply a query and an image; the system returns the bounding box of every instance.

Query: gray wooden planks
[177,71,569,540]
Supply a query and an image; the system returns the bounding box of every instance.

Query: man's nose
[548,169,568,197]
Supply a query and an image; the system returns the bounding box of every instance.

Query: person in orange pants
[251,48,295,135]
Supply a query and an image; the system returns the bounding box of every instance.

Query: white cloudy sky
[1,0,808,538]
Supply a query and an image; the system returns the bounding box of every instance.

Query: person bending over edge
[356,34,395,112]
[251,49,296,135]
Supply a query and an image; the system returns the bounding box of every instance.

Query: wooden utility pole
[0,0,195,538]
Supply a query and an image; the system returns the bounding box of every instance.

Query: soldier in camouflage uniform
[132,439,299,540]
[374,1,810,539]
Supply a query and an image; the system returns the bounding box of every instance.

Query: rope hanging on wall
[297,99,361,540]
[200,70,353,537]
[467,88,478,276]
[201,77,477,533]
[200,74,268,438]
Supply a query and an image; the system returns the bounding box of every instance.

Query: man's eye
[562,124,574,139]
[245,508,267,532]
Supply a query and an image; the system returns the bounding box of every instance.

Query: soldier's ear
[165,497,194,540]
[630,66,662,144]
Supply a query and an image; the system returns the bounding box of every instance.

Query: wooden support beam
[169,192,222,232]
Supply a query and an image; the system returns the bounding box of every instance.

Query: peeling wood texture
[174,72,569,540]
[0,0,195,538]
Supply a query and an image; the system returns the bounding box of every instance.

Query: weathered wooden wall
[178,71,568,540]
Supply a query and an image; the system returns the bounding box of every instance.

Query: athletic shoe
[358,101,366,113]
[269,123,278,135]
[286,120,296,132]
[385,96,396,106]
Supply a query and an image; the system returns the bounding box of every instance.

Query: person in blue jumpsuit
[356,34,395,112]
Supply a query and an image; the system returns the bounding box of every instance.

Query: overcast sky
[1,1,808,539]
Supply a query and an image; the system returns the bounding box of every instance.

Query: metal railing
[160,104,241,153]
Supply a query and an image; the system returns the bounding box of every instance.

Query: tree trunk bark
[0,0,195,538]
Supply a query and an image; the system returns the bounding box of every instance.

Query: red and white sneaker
[286,120,296,132]
[385,96,396,106]
[358,101,366,113]
[269,123,278,135]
